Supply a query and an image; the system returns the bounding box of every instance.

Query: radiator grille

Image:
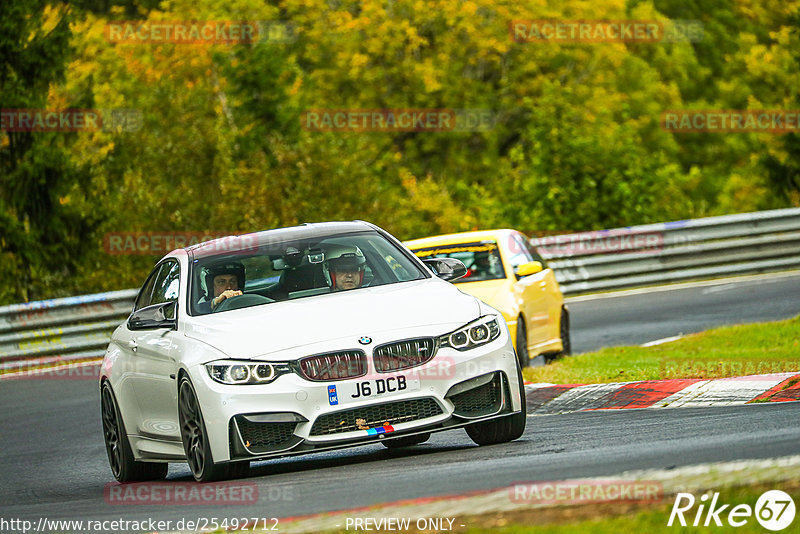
[297,350,367,381]
[373,338,436,372]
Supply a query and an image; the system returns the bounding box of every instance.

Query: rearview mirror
[422,258,468,281]
[515,261,543,278]
[128,301,177,330]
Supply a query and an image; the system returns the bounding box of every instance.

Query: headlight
[439,316,502,351]
[205,360,291,385]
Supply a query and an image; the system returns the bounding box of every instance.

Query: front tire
[555,306,571,358]
[178,376,247,482]
[515,319,530,368]
[465,366,527,446]
[101,382,168,482]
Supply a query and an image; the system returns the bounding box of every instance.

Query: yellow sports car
[405,229,570,367]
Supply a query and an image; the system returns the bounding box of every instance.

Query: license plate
[332,374,420,405]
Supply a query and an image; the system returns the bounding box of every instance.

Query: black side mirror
[422,258,468,281]
[128,301,177,331]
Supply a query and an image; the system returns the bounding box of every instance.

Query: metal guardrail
[2,208,799,367]
[0,289,137,369]
[531,207,800,294]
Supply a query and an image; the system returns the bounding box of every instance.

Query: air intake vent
[448,372,505,418]
[235,418,297,453]
[310,397,443,436]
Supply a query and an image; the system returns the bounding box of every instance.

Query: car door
[127,260,182,442]
[505,232,551,349]
[113,264,160,436]
[521,235,564,344]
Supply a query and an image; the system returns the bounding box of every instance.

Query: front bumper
[188,331,522,462]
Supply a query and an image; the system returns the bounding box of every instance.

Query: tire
[515,319,530,368]
[178,376,244,482]
[382,433,431,449]
[556,306,571,357]
[465,365,527,446]
[101,382,168,482]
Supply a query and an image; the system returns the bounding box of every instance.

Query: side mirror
[422,258,468,281]
[128,301,177,331]
[515,261,543,278]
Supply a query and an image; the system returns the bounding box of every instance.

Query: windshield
[190,230,425,315]
[410,241,506,283]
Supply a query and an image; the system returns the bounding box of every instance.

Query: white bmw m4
[100,221,527,482]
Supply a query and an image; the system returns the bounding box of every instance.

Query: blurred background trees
[1,0,799,302]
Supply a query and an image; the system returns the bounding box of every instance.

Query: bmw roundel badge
[358,336,372,345]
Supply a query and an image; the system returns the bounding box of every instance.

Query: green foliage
[0,2,100,303]
[1,0,799,302]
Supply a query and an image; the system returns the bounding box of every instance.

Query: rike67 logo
[668,490,795,531]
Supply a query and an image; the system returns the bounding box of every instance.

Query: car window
[519,233,549,269]
[506,233,534,268]
[150,260,180,319]
[410,241,506,283]
[190,230,426,315]
[133,265,160,311]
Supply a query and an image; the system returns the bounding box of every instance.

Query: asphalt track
[568,271,800,353]
[1,273,799,529]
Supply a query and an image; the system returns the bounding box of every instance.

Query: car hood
[184,279,481,359]
[452,279,511,308]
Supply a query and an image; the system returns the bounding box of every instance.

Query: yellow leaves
[399,168,418,193]
[461,1,478,16]
[40,4,68,37]
[769,26,792,46]
[99,142,116,158]
[289,76,303,96]
[343,18,361,30]
[351,53,369,69]
[422,72,442,93]
[417,58,442,93]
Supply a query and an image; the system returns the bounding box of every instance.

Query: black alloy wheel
[101,382,168,482]
[179,376,249,482]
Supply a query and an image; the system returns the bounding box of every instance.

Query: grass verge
[456,479,800,533]
[523,315,800,385]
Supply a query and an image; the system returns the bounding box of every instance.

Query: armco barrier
[532,207,800,294]
[0,289,137,369]
[1,208,799,367]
